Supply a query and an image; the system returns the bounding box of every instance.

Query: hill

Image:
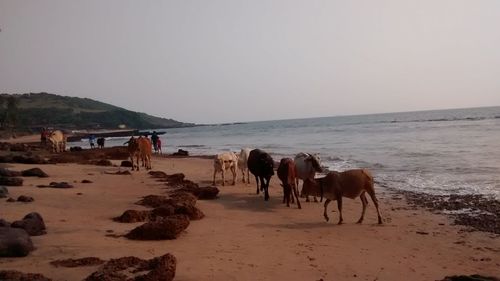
[0,92,194,130]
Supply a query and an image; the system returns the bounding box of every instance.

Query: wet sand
[0,155,499,280]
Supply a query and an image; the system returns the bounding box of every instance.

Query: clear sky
[1,1,499,124]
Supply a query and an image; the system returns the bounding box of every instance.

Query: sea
[69,106,500,199]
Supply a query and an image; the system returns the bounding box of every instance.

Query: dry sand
[0,156,499,280]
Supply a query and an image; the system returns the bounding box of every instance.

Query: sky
[0,1,499,124]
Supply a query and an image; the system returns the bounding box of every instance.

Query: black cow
[97,137,105,149]
[247,149,274,201]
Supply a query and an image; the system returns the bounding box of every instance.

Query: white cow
[48,130,66,152]
[237,148,251,184]
[213,152,238,186]
[294,152,322,202]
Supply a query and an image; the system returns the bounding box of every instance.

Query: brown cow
[137,136,152,170]
[277,158,301,209]
[302,169,383,224]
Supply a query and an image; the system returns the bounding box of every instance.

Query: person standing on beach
[151,131,159,153]
[89,134,96,149]
[157,138,162,154]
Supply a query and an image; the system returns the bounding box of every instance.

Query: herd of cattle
[213,149,383,224]
[45,131,382,224]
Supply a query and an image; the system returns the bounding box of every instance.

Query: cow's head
[305,154,323,173]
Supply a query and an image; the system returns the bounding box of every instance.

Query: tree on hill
[0,95,19,129]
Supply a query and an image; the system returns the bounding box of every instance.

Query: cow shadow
[215,192,283,213]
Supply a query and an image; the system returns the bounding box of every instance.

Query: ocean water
[70,106,500,199]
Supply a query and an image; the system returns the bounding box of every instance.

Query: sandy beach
[0,148,498,281]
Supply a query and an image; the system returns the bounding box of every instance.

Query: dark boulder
[0,168,22,177]
[21,168,49,178]
[17,195,34,203]
[148,171,168,178]
[125,214,190,240]
[6,197,15,202]
[12,154,47,164]
[0,270,51,281]
[81,179,92,183]
[0,177,23,186]
[11,212,46,236]
[120,160,133,167]
[113,210,151,223]
[69,146,83,152]
[0,219,10,227]
[0,227,34,257]
[0,186,8,198]
[9,143,29,152]
[178,185,219,200]
[38,182,74,189]
[172,149,189,156]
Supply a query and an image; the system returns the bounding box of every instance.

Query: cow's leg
[357,192,368,224]
[337,196,343,225]
[246,169,250,184]
[255,175,259,194]
[264,177,270,201]
[221,168,226,186]
[212,169,217,186]
[130,154,135,171]
[231,166,236,185]
[241,169,245,183]
[135,153,140,171]
[367,189,383,224]
[323,199,331,221]
[292,182,302,209]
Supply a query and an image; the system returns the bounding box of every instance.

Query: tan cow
[237,148,251,184]
[48,130,66,152]
[125,136,140,170]
[213,152,238,186]
[302,169,383,224]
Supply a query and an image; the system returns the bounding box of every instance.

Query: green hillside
[0,92,194,130]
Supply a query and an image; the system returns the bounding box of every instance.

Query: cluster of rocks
[0,167,50,202]
[150,171,219,200]
[0,253,177,281]
[0,270,52,281]
[50,257,105,268]
[0,212,46,257]
[47,146,129,165]
[439,274,499,281]
[84,253,177,281]
[400,191,500,234]
[37,182,74,189]
[0,153,48,165]
[113,171,219,241]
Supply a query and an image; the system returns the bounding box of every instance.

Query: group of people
[42,128,164,153]
[88,135,105,149]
